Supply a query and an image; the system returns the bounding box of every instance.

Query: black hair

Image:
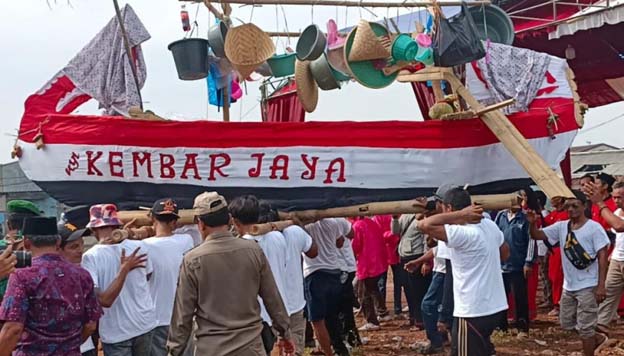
[258,200,279,224]
[534,191,547,210]
[229,195,260,224]
[198,207,230,227]
[580,173,594,182]
[443,188,472,211]
[153,214,178,224]
[613,181,624,190]
[521,187,541,212]
[571,189,588,204]
[28,234,60,247]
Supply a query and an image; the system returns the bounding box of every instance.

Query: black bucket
[168,38,209,81]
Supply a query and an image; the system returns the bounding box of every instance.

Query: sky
[0,0,622,164]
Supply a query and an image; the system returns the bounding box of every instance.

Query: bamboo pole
[112,0,143,111]
[184,0,490,8]
[117,193,520,227]
[443,74,574,199]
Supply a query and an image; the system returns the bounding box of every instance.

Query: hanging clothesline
[186,0,489,9]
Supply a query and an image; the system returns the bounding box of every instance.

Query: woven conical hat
[295,60,318,113]
[225,23,275,66]
[348,20,390,61]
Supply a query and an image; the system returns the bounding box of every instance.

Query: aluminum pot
[208,22,228,58]
[310,54,340,90]
[296,24,326,61]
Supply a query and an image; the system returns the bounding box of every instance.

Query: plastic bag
[432,3,485,67]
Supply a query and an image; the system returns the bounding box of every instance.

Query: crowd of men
[0,173,623,356]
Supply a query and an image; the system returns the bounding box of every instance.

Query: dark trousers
[402,255,431,323]
[451,310,507,356]
[440,259,454,328]
[337,271,362,348]
[503,271,529,332]
[391,263,407,314]
[359,274,388,325]
[421,272,446,347]
[378,271,388,305]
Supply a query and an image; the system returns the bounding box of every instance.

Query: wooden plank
[444,75,574,199]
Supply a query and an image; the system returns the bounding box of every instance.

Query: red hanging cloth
[264,81,306,123]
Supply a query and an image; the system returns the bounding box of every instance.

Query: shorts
[304,270,342,322]
[560,287,598,338]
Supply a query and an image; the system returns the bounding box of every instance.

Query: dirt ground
[354,279,624,356]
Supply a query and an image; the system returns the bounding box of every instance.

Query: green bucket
[415,46,434,66]
[267,53,297,78]
[391,34,418,62]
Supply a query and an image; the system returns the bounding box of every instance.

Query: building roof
[571,143,619,153]
[571,149,624,177]
[0,161,43,194]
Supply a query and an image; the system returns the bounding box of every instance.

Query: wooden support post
[444,75,573,199]
[432,80,445,101]
[222,82,230,122]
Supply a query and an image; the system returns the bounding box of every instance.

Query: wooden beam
[184,0,490,8]
[443,75,574,199]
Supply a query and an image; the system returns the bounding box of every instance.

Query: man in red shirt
[544,196,569,316]
[588,173,617,232]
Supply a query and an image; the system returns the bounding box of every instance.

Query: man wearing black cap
[58,217,98,356]
[0,216,102,355]
[528,191,610,356]
[142,198,194,356]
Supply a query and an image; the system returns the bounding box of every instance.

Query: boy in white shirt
[418,188,510,356]
[142,198,194,356]
[230,195,289,355]
[528,190,609,356]
[81,204,157,356]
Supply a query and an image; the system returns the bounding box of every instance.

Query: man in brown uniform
[167,192,294,356]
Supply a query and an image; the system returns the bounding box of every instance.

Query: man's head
[6,200,41,243]
[442,187,472,213]
[150,198,180,230]
[229,195,261,234]
[193,191,230,238]
[87,204,123,241]
[258,200,279,224]
[596,173,616,194]
[22,216,60,252]
[580,174,594,189]
[613,182,624,210]
[434,184,457,213]
[551,196,566,211]
[565,190,588,221]
[58,222,89,264]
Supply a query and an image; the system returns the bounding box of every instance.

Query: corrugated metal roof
[571,149,624,177]
[0,161,43,194]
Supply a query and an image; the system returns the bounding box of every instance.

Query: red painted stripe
[20,98,577,149]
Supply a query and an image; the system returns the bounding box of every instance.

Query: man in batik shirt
[0,217,102,356]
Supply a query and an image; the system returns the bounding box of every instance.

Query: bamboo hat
[348,20,391,61]
[295,59,318,113]
[225,23,275,79]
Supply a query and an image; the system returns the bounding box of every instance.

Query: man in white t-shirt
[528,190,609,356]
[418,188,509,356]
[81,204,157,356]
[586,181,624,330]
[304,218,353,356]
[141,198,194,356]
[257,200,319,356]
[230,195,290,355]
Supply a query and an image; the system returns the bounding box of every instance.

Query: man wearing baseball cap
[81,204,156,356]
[142,198,194,356]
[167,192,294,356]
[58,216,98,356]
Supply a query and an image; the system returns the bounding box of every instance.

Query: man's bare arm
[0,322,23,356]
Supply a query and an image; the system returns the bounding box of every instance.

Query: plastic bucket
[391,34,418,62]
[168,38,209,81]
[469,5,515,45]
[267,53,297,77]
[296,25,327,61]
[415,46,434,66]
